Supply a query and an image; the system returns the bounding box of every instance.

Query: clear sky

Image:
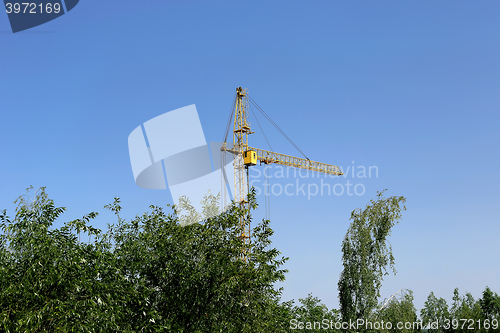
[1,1,499,313]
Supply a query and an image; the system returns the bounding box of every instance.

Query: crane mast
[232,87,252,252]
[221,87,343,260]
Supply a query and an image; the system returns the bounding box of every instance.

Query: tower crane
[220,87,343,259]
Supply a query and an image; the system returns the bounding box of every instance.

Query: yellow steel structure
[226,147,343,176]
[221,87,343,259]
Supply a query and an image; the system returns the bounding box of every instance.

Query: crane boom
[248,147,343,176]
[221,146,343,176]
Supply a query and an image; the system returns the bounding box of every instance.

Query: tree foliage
[421,287,500,333]
[420,291,450,333]
[0,187,138,331]
[0,187,288,332]
[479,286,500,322]
[3,186,498,332]
[290,293,340,332]
[338,190,406,327]
[377,289,420,333]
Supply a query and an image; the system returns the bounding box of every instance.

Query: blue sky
[1,1,499,312]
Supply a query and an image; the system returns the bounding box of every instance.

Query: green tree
[420,292,450,333]
[450,288,481,332]
[479,286,500,322]
[0,187,142,332]
[377,289,420,333]
[448,287,500,333]
[105,187,289,332]
[289,293,340,332]
[337,190,406,330]
[0,186,289,332]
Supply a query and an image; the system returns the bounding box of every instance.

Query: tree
[420,288,500,333]
[98,187,289,332]
[479,286,500,322]
[449,288,483,332]
[0,186,289,332]
[0,186,142,332]
[377,289,420,333]
[290,293,340,333]
[447,287,500,333]
[337,190,406,330]
[420,292,450,333]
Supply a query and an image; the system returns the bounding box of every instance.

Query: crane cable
[248,93,314,221]
[221,94,237,209]
[249,103,273,152]
[222,94,237,144]
[221,148,227,209]
[248,103,272,220]
[247,94,310,162]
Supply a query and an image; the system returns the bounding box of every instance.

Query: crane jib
[221,146,343,176]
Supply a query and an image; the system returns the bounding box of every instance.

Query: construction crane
[220,87,343,259]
